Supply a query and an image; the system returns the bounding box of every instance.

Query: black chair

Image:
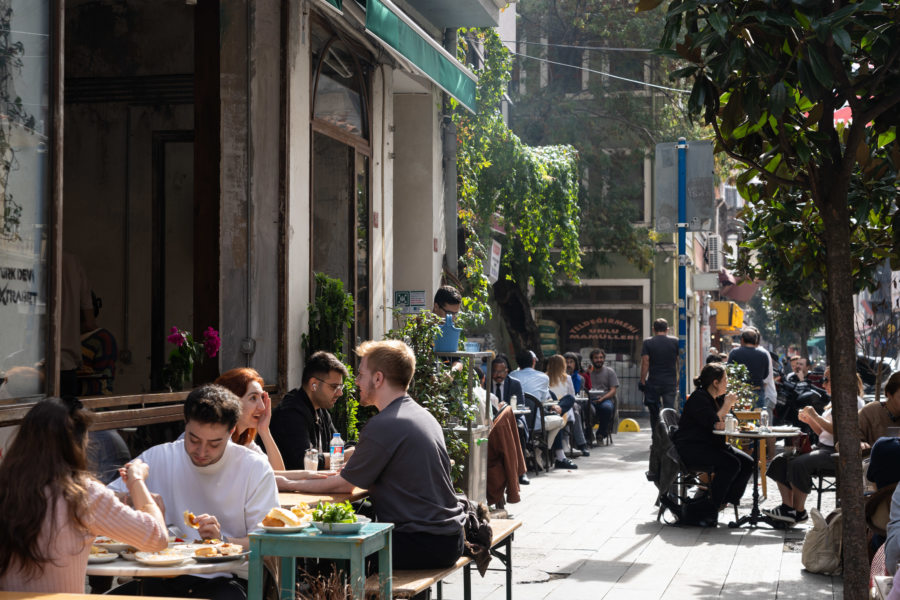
[588,390,617,445]
[520,393,549,473]
[811,454,839,510]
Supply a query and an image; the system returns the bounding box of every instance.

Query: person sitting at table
[672,362,754,518]
[564,351,584,394]
[289,340,467,571]
[588,349,618,446]
[270,351,354,471]
[491,354,530,485]
[109,384,278,600]
[0,397,167,593]
[510,349,574,470]
[547,354,590,457]
[215,367,329,491]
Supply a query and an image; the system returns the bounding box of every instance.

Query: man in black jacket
[270,351,350,470]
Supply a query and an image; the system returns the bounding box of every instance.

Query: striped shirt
[0,478,167,593]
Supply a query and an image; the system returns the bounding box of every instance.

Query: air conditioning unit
[707,234,722,272]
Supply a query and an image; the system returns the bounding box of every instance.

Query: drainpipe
[241,0,256,364]
[442,28,458,277]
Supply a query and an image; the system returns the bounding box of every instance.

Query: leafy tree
[641,0,900,594]
[454,29,582,358]
[512,0,705,278]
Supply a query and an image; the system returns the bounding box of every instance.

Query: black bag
[680,496,718,527]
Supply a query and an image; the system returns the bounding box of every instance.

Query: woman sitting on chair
[673,362,754,517]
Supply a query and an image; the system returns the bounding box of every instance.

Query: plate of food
[770,425,801,433]
[192,544,249,563]
[88,546,119,563]
[134,549,189,567]
[258,507,312,533]
[311,515,370,535]
[93,536,133,553]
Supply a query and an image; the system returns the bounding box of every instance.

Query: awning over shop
[324,0,342,10]
[365,0,478,113]
[711,300,744,333]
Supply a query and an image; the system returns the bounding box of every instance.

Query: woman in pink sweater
[0,397,167,592]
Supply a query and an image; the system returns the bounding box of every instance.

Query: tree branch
[710,118,808,190]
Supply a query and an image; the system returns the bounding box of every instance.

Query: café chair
[521,393,550,473]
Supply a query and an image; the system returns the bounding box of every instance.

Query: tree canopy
[640,0,900,595]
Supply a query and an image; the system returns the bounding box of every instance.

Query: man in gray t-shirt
[287,340,466,571]
[589,349,619,443]
[640,318,680,431]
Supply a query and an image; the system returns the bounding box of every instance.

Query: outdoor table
[86,555,247,577]
[714,428,801,528]
[733,409,768,496]
[513,407,531,416]
[279,488,367,508]
[247,522,393,600]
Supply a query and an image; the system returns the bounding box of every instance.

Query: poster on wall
[0,1,51,400]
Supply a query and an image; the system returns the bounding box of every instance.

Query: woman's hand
[257,391,272,433]
[120,459,150,485]
[798,406,815,424]
[724,393,738,409]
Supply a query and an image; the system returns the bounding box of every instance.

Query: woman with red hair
[215,368,327,489]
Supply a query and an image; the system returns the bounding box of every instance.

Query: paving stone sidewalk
[442,419,842,599]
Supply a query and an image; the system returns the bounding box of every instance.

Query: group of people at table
[661,326,900,542]
[0,340,469,599]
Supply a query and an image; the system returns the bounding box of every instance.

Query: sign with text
[393,290,426,314]
[488,240,501,283]
[654,140,715,233]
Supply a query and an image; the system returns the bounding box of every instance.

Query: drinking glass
[304,448,318,471]
[760,410,770,432]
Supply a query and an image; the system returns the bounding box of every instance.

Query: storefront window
[0,1,50,400]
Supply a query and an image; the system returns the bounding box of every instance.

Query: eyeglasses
[439,304,459,316]
[313,376,344,393]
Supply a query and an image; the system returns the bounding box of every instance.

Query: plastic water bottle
[510,395,518,411]
[329,432,345,471]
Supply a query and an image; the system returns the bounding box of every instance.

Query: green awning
[366,0,477,113]
[324,0,342,11]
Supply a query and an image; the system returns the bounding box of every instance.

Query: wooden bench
[364,517,522,599]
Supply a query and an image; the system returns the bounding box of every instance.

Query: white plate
[257,522,310,533]
[134,552,189,567]
[192,551,250,563]
[170,543,211,553]
[94,538,133,553]
[88,553,119,563]
[770,426,800,433]
[311,515,370,535]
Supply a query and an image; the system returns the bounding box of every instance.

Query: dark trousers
[592,399,614,441]
[677,443,754,507]
[112,575,247,600]
[644,383,677,431]
[393,528,464,570]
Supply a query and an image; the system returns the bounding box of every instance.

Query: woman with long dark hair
[0,397,166,592]
[672,362,755,517]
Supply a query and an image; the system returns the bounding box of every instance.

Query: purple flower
[203,327,221,358]
[167,327,186,347]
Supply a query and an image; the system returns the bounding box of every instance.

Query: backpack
[801,508,842,575]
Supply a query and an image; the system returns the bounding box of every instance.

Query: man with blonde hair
[290,340,466,571]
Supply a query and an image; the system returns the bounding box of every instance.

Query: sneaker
[554,457,578,470]
[793,509,808,523]
[762,505,797,523]
[578,445,591,457]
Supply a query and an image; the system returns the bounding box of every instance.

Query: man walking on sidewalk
[640,318,679,431]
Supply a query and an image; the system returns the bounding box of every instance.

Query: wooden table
[714,429,801,528]
[247,522,393,600]
[278,488,368,508]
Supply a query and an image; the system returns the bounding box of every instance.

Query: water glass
[304,448,318,471]
[760,410,770,432]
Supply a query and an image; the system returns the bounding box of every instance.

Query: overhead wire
[502,40,654,52]
[509,50,690,94]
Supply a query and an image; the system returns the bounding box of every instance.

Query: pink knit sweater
[0,478,167,592]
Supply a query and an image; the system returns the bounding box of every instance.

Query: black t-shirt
[641,334,679,386]
[269,387,336,470]
[728,346,770,387]
[340,396,465,535]
[673,387,725,449]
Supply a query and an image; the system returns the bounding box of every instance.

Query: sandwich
[183,510,200,529]
[262,506,305,528]
[195,546,219,557]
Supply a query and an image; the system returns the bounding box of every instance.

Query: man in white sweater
[109,384,278,600]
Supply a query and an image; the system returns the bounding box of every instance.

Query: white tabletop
[86,556,247,577]
[713,429,801,439]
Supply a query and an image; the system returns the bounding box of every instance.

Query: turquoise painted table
[247,522,393,600]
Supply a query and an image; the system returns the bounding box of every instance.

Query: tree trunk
[492,277,542,366]
[798,323,811,361]
[820,191,867,599]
